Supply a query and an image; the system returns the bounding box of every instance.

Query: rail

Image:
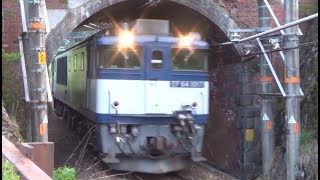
[2,136,52,180]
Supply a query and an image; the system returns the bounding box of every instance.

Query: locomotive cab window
[81,52,85,71]
[97,47,141,69]
[54,60,57,72]
[56,56,67,85]
[151,50,163,70]
[68,56,71,72]
[171,49,208,71]
[74,54,77,71]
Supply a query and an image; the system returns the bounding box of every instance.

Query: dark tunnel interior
[76,0,231,47]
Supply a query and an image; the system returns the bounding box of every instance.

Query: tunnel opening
[48,0,260,178]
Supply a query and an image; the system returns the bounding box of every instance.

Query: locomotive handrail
[2,136,52,180]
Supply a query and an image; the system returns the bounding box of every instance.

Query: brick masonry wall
[2,0,22,52]
[2,0,67,52]
[2,0,316,52]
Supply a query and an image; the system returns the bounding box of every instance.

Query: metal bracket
[32,105,46,111]
[28,29,46,33]
[30,47,46,52]
[230,32,241,42]
[32,88,46,94]
[269,38,280,49]
[29,17,43,23]
[31,68,45,74]
[257,38,287,97]
[28,0,42,4]
[267,37,304,96]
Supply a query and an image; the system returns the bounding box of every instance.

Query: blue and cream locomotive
[51,19,210,173]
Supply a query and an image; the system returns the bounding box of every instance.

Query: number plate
[170,81,204,88]
[38,52,46,64]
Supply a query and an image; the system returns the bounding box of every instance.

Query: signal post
[23,0,49,142]
[284,0,301,179]
[258,0,274,179]
[17,0,54,177]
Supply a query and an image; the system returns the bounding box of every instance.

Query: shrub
[53,166,77,180]
[2,160,19,180]
[2,49,21,113]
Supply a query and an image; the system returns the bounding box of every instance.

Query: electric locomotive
[51,19,210,173]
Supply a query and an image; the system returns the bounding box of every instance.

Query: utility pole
[25,0,49,142]
[284,0,300,179]
[258,0,274,179]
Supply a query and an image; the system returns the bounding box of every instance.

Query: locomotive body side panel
[67,46,87,110]
[53,46,88,112]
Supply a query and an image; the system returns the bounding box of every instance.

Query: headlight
[179,35,193,48]
[118,31,134,48]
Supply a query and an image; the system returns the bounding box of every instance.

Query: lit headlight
[118,31,134,48]
[179,35,193,48]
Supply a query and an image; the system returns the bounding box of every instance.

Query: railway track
[129,162,238,180]
[175,162,237,180]
[50,112,238,180]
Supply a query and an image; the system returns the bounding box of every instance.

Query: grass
[300,129,317,153]
[53,166,77,180]
[2,160,19,180]
[2,49,21,113]
[300,4,318,16]
[299,129,318,179]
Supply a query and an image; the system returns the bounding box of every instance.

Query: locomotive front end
[91,19,210,173]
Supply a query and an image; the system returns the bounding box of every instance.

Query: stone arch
[45,0,244,62]
[46,0,259,179]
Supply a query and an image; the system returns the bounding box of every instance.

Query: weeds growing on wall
[300,3,318,16]
[2,49,27,140]
[2,49,21,114]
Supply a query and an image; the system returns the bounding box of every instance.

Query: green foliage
[2,49,21,113]
[3,9,14,17]
[300,4,318,15]
[58,0,68,4]
[300,130,316,146]
[53,166,77,180]
[2,49,20,62]
[2,160,19,180]
[300,129,317,153]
